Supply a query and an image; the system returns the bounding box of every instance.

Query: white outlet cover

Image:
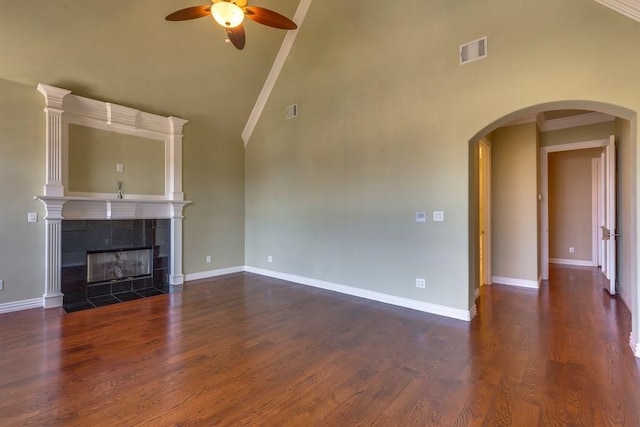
[433,211,444,222]
[116,163,124,172]
[268,256,273,263]
[27,212,38,223]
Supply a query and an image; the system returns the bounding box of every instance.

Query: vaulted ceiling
[0,0,301,140]
[1,0,638,144]
[594,0,640,22]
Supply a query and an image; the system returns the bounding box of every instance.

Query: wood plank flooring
[1,265,639,425]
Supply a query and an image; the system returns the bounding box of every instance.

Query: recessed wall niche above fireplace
[35,84,190,309]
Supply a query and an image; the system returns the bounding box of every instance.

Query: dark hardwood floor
[1,265,639,425]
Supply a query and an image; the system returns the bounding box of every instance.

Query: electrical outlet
[569,247,575,254]
[27,212,38,223]
[116,163,124,172]
[416,278,426,288]
[268,255,273,263]
[206,256,212,263]
[0,279,4,290]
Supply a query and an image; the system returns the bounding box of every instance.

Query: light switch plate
[416,212,427,223]
[433,211,444,222]
[27,212,38,223]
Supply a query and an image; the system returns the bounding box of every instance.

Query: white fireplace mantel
[35,196,190,221]
[35,84,190,308]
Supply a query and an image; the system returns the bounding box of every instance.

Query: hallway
[474,264,640,425]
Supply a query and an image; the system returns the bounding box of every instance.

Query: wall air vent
[460,36,487,65]
[286,104,298,120]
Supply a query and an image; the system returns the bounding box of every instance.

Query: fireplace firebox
[87,248,152,284]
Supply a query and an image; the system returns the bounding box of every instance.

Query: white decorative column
[40,200,66,307]
[167,117,188,287]
[167,117,188,201]
[37,84,71,197]
[170,202,190,286]
[37,84,71,308]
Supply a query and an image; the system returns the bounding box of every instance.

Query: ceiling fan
[165,0,298,50]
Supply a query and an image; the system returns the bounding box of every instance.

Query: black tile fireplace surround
[61,219,172,313]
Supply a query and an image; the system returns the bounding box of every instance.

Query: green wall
[68,125,165,196]
[245,0,640,313]
[548,148,601,262]
[0,79,45,303]
[491,123,540,283]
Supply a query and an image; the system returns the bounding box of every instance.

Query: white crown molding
[242,0,313,147]
[540,111,615,132]
[504,115,537,128]
[492,276,540,289]
[245,266,475,321]
[594,0,640,22]
[0,298,42,314]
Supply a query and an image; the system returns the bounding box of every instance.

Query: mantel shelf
[35,195,191,221]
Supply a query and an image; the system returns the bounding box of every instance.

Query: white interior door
[602,135,617,295]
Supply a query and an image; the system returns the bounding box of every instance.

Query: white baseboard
[492,276,540,289]
[184,266,245,282]
[245,266,474,322]
[0,298,43,314]
[549,258,596,267]
[469,304,478,320]
[630,332,640,358]
[474,287,480,300]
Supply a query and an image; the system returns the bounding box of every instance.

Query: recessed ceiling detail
[593,0,640,22]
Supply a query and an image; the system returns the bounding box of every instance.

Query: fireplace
[60,219,172,312]
[35,84,190,310]
[87,248,152,284]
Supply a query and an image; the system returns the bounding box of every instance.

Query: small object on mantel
[116,181,124,199]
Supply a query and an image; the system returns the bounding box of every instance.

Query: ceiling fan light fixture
[211,2,245,28]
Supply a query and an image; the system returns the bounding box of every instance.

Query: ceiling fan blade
[165,5,211,21]
[244,6,298,30]
[226,25,246,50]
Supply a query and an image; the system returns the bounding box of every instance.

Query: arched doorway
[468,100,639,358]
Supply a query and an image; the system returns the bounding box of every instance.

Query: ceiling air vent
[460,36,487,65]
[286,103,298,120]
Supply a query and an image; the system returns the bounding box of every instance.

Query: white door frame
[479,138,492,287]
[592,157,603,267]
[540,138,610,280]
